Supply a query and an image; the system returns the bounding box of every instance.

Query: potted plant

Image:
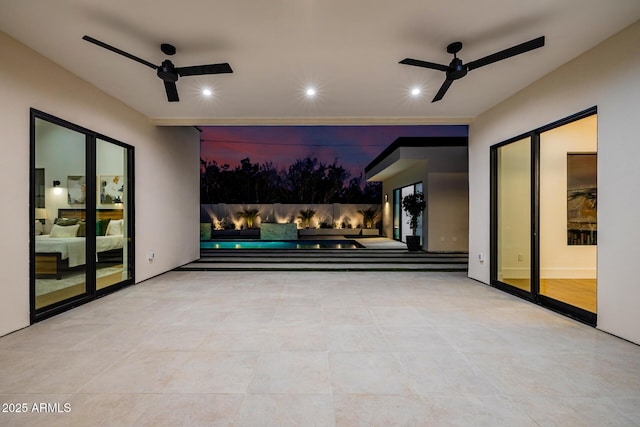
[237,208,260,229]
[357,207,379,229]
[297,208,316,229]
[402,192,426,251]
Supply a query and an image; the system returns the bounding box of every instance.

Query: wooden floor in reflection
[502,278,597,313]
[35,266,125,310]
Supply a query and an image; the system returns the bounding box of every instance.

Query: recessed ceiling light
[411,88,421,96]
[306,88,316,97]
[202,88,213,96]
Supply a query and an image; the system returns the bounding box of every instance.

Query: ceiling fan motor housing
[447,58,468,80]
[157,60,178,82]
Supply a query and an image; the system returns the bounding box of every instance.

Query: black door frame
[392,181,423,243]
[490,106,597,325]
[29,109,135,323]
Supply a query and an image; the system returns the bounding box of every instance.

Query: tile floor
[1,270,639,426]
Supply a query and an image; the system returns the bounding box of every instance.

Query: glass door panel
[539,115,597,313]
[393,188,400,239]
[496,137,531,292]
[34,118,87,309]
[400,186,414,243]
[394,183,424,243]
[96,138,132,290]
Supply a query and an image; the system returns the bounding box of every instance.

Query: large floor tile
[334,394,427,427]
[238,394,335,426]
[329,352,414,395]
[249,351,331,394]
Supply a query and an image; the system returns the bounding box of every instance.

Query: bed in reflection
[35,209,124,279]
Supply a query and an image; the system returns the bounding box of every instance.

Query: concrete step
[179,248,469,272]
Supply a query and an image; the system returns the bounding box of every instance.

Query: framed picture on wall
[567,153,597,245]
[100,175,124,204]
[67,175,86,205]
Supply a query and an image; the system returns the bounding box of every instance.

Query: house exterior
[365,137,468,253]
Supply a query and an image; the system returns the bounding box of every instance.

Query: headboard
[58,209,124,221]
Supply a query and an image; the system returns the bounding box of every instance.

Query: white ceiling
[2,1,640,125]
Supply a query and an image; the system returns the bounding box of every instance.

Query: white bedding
[35,235,124,268]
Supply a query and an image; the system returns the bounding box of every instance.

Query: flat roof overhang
[365,137,468,182]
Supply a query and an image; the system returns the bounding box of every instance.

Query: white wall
[427,173,468,252]
[469,20,640,343]
[0,31,200,336]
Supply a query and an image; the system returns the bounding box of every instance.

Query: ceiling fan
[82,35,233,102]
[400,36,545,102]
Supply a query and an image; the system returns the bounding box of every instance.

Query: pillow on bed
[96,219,111,236]
[55,217,79,226]
[106,219,124,236]
[76,221,86,237]
[35,220,43,235]
[50,224,80,238]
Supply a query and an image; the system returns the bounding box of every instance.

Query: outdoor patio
[1,269,639,425]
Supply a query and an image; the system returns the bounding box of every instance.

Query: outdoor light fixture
[385,193,389,203]
[53,180,60,187]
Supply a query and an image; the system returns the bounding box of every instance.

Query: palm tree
[237,208,261,229]
[297,208,316,229]
[357,207,379,229]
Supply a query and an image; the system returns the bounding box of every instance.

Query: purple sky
[200,125,468,177]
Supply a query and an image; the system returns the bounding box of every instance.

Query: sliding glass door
[491,108,597,324]
[494,136,532,295]
[96,138,133,291]
[539,115,597,316]
[30,110,134,322]
[33,118,88,310]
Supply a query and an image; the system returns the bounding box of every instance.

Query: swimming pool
[200,240,363,250]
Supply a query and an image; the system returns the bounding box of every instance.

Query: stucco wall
[201,203,381,230]
[468,20,640,344]
[0,31,200,336]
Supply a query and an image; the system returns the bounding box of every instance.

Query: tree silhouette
[200,156,381,204]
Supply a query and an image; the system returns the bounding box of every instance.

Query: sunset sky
[200,125,468,178]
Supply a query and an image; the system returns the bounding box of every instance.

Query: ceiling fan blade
[466,36,545,71]
[399,58,449,72]
[432,79,453,102]
[164,81,179,102]
[176,63,233,77]
[82,35,158,70]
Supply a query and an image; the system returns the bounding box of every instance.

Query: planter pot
[240,228,260,237]
[199,223,212,241]
[361,229,379,236]
[406,235,422,251]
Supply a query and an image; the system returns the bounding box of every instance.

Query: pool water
[200,240,362,250]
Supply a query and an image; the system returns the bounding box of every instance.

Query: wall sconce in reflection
[384,193,389,203]
[52,180,62,195]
